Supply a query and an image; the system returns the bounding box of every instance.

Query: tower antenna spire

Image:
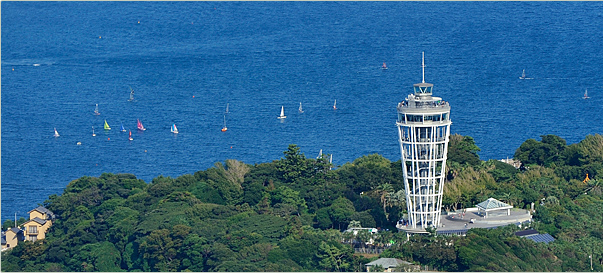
[422,52,425,83]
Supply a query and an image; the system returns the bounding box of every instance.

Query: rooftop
[476,198,512,211]
[515,230,555,244]
[29,206,55,219]
[25,217,47,226]
[524,233,555,244]
[515,229,539,237]
[366,258,413,268]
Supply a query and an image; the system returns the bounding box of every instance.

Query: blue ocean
[2,2,602,222]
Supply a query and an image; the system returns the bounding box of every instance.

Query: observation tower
[396,52,451,230]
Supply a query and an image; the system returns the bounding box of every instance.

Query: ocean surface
[2,2,603,222]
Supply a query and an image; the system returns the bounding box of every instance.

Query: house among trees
[366,258,419,272]
[1,228,24,251]
[1,206,55,251]
[23,206,55,242]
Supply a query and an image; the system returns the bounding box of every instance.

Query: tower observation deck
[396,52,451,229]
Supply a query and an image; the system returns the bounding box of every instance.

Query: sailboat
[128,130,133,141]
[519,69,533,80]
[584,89,590,99]
[128,86,135,101]
[299,102,304,113]
[92,126,96,137]
[221,116,228,132]
[317,149,323,159]
[329,154,333,170]
[137,119,146,131]
[171,123,179,134]
[382,62,388,70]
[54,128,60,137]
[104,120,111,130]
[333,99,337,110]
[120,123,126,132]
[277,106,286,119]
[225,103,229,114]
[94,104,100,115]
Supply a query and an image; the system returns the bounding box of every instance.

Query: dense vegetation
[2,134,602,272]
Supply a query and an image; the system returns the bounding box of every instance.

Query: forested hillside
[2,134,602,272]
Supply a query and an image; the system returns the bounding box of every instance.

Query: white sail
[278,106,286,119]
[329,154,333,170]
[519,69,532,80]
[54,128,60,137]
[128,86,135,101]
[221,115,228,132]
[299,102,303,113]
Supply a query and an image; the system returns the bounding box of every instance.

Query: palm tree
[348,220,362,229]
[388,190,407,208]
[342,230,355,244]
[356,230,372,247]
[375,183,395,220]
[385,190,407,221]
[499,192,512,205]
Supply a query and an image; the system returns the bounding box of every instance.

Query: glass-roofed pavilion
[396,52,451,230]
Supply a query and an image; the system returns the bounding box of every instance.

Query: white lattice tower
[396,52,451,229]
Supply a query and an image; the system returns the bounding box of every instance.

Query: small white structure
[499,157,521,168]
[344,227,378,235]
[476,198,512,218]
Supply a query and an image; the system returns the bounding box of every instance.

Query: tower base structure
[397,207,533,236]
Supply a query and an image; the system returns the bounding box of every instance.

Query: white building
[396,52,451,229]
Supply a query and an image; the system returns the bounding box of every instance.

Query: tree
[375,183,395,220]
[356,230,373,247]
[316,207,333,229]
[138,225,191,271]
[329,197,356,230]
[276,144,309,183]
[270,186,307,215]
[316,241,351,272]
[585,179,602,196]
[348,220,361,228]
[387,190,407,219]
[448,134,481,166]
[337,154,397,193]
[180,234,208,272]
[350,211,376,228]
[515,135,568,167]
